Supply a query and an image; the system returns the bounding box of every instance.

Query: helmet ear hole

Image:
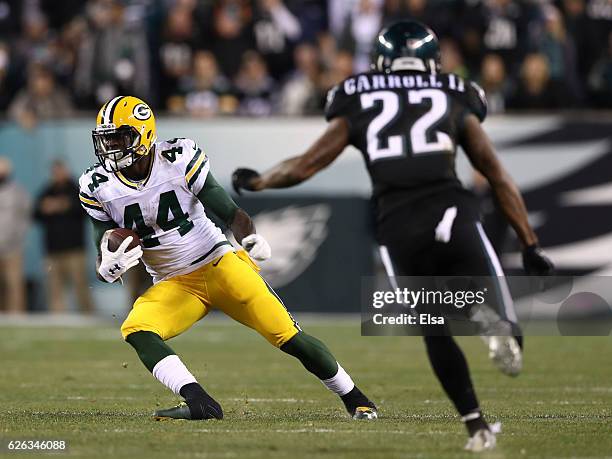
[147,130,152,139]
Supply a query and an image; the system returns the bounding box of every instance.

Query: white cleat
[483,335,522,377]
[464,423,500,453]
[352,406,378,420]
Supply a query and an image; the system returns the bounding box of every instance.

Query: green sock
[126,331,175,372]
[280,331,339,380]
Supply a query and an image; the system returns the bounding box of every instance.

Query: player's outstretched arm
[460,115,535,247]
[196,173,252,243]
[461,114,554,275]
[232,117,350,193]
[196,173,270,260]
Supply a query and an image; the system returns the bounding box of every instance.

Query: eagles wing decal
[497,120,612,275]
[229,204,331,288]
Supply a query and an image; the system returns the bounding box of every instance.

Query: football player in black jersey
[232,21,554,452]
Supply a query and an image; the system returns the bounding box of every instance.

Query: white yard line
[226,398,317,403]
[104,427,452,435]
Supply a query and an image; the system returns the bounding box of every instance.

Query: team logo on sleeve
[325,86,339,112]
[133,103,152,121]
[470,81,487,108]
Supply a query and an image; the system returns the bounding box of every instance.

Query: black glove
[232,168,260,195]
[522,244,554,276]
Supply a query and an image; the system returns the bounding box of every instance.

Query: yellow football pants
[121,251,300,347]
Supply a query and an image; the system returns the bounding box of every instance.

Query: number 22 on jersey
[360,89,453,162]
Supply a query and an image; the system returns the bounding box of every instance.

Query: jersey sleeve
[181,138,210,195]
[78,171,112,222]
[324,84,354,122]
[465,80,488,122]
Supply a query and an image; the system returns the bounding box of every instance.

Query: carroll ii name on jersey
[78,137,232,283]
[325,70,487,222]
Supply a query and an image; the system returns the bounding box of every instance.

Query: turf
[1,318,610,459]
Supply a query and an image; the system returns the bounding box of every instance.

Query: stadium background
[1,0,612,317]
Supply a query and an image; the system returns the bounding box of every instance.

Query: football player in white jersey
[78,96,377,421]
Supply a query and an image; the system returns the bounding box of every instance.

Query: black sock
[340,386,376,413]
[179,383,223,420]
[462,410,490,436]
[423,335,480,417]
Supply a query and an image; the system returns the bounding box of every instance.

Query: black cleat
[154,398,223,421]
[154,401,192,420]
[341,386,378,420]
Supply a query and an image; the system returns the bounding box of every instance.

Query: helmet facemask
[92,124,147,172]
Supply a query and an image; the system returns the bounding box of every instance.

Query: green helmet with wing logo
[372,21,441,74]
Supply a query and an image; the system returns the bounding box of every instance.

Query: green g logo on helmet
[372,21,441,74]
[133,103,152,121]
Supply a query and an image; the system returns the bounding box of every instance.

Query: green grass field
[1,318,611,459]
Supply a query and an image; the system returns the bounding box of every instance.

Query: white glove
[241,234,271,261]
[98,231,143,283]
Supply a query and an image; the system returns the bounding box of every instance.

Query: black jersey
[325,70,487,224]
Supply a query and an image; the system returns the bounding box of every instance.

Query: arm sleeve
[91,217,117,255]
[324,83,358,141]
[466,81,488,122]
[324,84,351,122]
[196,172,239,225]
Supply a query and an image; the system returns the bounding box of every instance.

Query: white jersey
[78,137,233,283]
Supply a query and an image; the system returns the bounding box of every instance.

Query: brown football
[107,228,141,252]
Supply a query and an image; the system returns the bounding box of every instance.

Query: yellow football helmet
[92,96,157,172]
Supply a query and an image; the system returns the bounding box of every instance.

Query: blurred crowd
[0,156,151,314]
[0,0,611,127]
[0,157,96,314]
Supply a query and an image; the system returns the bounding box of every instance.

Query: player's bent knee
[256,301,300,348]
[269,327,300,349]
[234,286,300,348]
[121,319,165,341]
